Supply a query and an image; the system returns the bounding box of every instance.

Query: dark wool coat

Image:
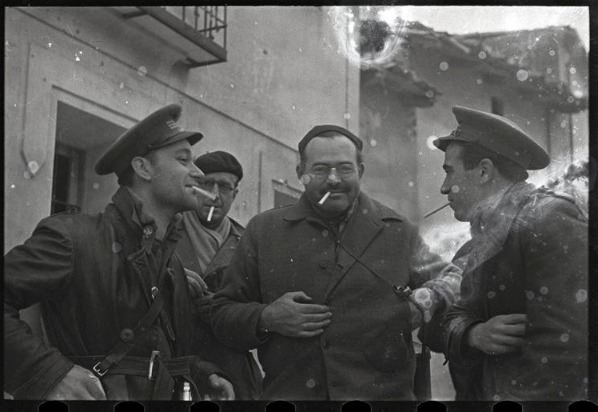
[4,187,220,400]
[203,192,460,400]
[436,183,588,401]
[176,217,264,400]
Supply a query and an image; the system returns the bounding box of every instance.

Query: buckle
[92,362,108,377]
[148,350,160,380]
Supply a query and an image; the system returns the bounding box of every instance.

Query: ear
[478,158,496,184]
[130,156,154,181]
[231,188,239,200]
[296,164,304,180]
[357,163,365,179]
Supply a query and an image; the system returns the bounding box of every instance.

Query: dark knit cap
[194,151,243,181]
[298,125,363,154]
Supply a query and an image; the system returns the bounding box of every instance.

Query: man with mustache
[177,151,263,399]
[199,125,461,400]
[431,106,588,400]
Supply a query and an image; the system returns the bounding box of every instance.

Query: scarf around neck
[181,211,231,275]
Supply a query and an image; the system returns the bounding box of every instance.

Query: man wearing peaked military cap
[4,104,236,400]
[430,106,588,400]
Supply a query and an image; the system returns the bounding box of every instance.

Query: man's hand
[467,314,527,355]
[46,364,107,400]
[203,374,235,400]
[408,301,423,330]
[260,291,332,338]
[185,268,209,299]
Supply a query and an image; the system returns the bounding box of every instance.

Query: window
[51,143,83,214]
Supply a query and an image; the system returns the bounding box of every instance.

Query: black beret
[195,151,243,181]
[433,106,550,170]
[298,125,363,154]
[95,104,203,176]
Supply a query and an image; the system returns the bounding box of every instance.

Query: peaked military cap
[195,151,243,181]
[95,104,203,176]
[298,125,363,154]
[433,106,550,170]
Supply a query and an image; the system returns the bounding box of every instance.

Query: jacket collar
[110,186,182,250]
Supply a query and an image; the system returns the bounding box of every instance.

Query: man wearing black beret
[177,151,263,399]
[200,125,461,400]
[431,106,588,400]
[4,104,234,400]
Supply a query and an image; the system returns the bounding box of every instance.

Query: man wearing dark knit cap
[200,125,461,400]
[430,106,588,401]
[177,151,263,399]
[4,104,234,400]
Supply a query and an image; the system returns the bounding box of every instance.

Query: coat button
[120,328,135,342]
[319,261,330,269]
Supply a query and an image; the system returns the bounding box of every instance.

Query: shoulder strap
[91,290,166,377]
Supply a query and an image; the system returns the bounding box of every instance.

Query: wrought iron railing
[162,6,227,50]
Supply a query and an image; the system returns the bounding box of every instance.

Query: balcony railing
[117,6,227,68]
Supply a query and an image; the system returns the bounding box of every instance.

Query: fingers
[301,319,332,331]
[301,312,333,322]
[287,291,313,302]
[296,303,331,314]
[296,328,326,338]
[493,334,525,347]
[500,313,528,324]
[85,374,107,400]
[500,323,526,337]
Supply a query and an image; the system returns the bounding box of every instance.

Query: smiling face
[440,142,485,222]
[195,171,239,228]
[145,139,205,214]
[298,135,364,218]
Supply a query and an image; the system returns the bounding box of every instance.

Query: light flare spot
[450,185,460,194]
[137,66,147,76]
[525,290,535,300]
[343,112,351,120]
[370,139,377,147]
[439,61,449,71]
[560,333,570,343]
[540,286,549,295]
[112,242,122,253]
[516,70,529,81]
[575,289,587,303]
[306,378,316,388]
[10,184,16,189]
[299,174,311,185]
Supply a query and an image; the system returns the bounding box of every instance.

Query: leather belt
[68,355,194,379]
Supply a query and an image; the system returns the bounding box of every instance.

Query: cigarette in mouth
[207,206,215,222]
[318,191,331,205]
[423,202,450,218]
[191,186,217,201]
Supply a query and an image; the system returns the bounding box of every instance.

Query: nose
[325,168,341,185]
[440,177,450,195]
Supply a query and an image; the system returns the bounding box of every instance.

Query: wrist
[257,306,272,336]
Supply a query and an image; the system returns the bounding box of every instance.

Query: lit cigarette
[423,202,450,218]
[207,206,215,222]
[191,186,217,201]
[318,191,331,205]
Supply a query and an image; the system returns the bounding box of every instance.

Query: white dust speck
[541,357,548,363]
[343,113,351,120]
[299,174,311,185]
[549,49,556,56]
[322,230,329,238]
[476,79,483,85]
[547,68,553,74]
[487,291,496,299]
[526,290,535,300]
[230,83,234,89]
[370,139,377,147]
[439,62,449,71]
[540,287,549,295]
[306,378,316,388]
[560,333,570,343]
[516,70,529,81]
[569,67,577,74]
[450,185,460,193]
[48,42,53,47]
[112,242,122,253]
[499,284,505,291]
[24,171,32,179]
[137,66,147,76]
[119,82,124,89]
[575,289,587,303]
[10,184,16,189]
[478,51,487,60]
[408,181,414,187]
[492,394,501,401]
[92,183,100,190]
[425,90,434,98]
